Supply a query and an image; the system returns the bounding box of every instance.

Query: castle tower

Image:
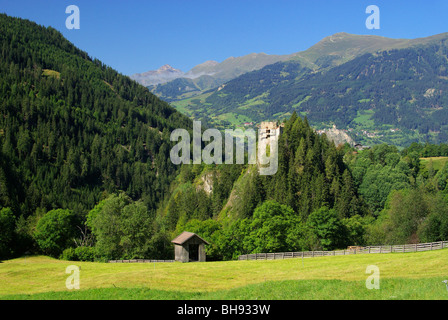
[257,121,282,174]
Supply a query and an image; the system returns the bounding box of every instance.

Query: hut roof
[171,231,209,245]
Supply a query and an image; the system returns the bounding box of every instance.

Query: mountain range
[134,32,448,101]
[131,52,295,101]
[144,32,448,147]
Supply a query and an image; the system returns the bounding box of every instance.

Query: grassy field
[1,249,448,300]
[42,69,61,79]
[353,110,375,127]
[420,157,448,171]
[170,92,213,116]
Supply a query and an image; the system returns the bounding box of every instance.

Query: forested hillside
[0,14,191,257]
[158,114,448,260]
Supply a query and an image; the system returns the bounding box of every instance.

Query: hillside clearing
[420,157,448,171]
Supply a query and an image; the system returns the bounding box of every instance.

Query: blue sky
[1,0,448,75]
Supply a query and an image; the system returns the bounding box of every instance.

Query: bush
[60,247,78,261]
[75,246,95,262]
[60,246,96,262]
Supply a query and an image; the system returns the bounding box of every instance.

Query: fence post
[431,242,433,250]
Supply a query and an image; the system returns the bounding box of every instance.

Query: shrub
[74,246,95,262]
[60,246,96,261]
[60,247,78,261]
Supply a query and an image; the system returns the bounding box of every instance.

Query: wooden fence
[108,259,175,263]
[238,241,448,261]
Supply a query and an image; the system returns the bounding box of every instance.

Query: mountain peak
[158,64,182,73]
[328,32,351,39]
[317,32,366,45]
[333,32,350,36]
[130,64,184,86]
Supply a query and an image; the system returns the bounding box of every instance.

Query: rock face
[130,64,184,86]
[318,125,355,146]
[198,172,214,195]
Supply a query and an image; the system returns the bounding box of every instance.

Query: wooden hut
[171,231,209,263]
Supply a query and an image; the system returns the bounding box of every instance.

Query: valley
[135,32,448,147]
[1,8,448,304]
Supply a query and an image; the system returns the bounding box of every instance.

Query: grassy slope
[420,157,448,171]
[1,249,448,300]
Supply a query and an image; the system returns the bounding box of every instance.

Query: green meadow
[420,157,448,171]
[1,249,448,300]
